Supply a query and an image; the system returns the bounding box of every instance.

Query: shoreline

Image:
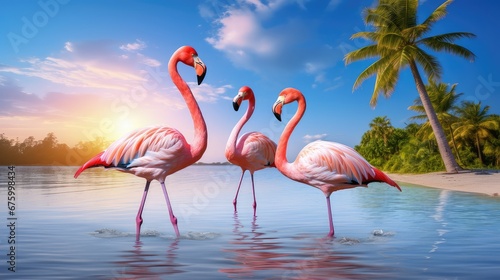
[387,170,500,197]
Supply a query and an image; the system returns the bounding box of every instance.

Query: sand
[387,170,500,197]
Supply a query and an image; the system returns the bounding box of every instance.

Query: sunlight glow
[103,117,139,142]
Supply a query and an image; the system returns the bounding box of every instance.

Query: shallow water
[1,165,499,279]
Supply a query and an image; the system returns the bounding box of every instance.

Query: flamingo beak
[272,96,285,122]
[232,92,244,111]
[193,56,207,85]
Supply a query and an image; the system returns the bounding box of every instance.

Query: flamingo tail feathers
[74,151,108,178]
[370,168,401,191]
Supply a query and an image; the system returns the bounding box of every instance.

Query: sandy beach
[387,170,500,197]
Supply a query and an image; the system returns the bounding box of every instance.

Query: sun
[109,118,136,141]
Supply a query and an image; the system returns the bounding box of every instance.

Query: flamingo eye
[279,95,286,104]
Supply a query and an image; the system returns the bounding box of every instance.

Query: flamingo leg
[232,170,246,212]
[250,172,257,216]
[160,182,180,238]
[326,195,334,237]
[136,181,151,241]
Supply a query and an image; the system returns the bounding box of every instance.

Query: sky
[0,0,499,163]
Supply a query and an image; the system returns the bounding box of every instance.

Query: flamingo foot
[135,216,143,241]
[252,201,257,216]
[233,199,238,212]
[170,214,180,238]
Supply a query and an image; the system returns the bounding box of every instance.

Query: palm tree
[408,80,463,164]
[344,0,476,173]
[484,137,500,167]
[369,116,394,146]
[453,101,499,165]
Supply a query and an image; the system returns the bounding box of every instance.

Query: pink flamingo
[225,86,277,216]
[74,46,208,240]
[271,88,401,237]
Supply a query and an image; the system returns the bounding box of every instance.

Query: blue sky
[0,0,499,163]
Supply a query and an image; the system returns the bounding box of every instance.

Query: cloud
[65,42,74,52]
[324,76,343,92]
[205,0,343,76]
[327,0,342,11]
[0,75,115,120]
[137,53,161,67]
[206,8,276,56]
[148,82,234,111]
[0,75,43,117]
[191,83,233,103]
[303,133,327,143]
[120,39,146,51]
[0,40,165,92]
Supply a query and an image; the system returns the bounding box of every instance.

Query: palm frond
[402,25,428,42]
[379,33,406,50]
[419,34,476,62]
[422,0,453,27]
[364,3,401,31]
[419,32,476,44]
[370,54,401,107]
[352,52,396,91]
[350,31,380,41]
[399,0,418,29]
[344,44,379,65]
[410,47,442,80]
[409,114,429,121]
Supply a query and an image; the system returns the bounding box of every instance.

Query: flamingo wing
[74,126,189,179]
[238,132,277,168]
[295,140,399,191]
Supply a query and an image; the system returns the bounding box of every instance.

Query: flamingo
[271,88,401,237]
[74,46,208,240]
[225,86,277,216]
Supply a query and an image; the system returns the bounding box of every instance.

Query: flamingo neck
[225,95,255,159]
[169,55,207,162]
[275,95,306,178]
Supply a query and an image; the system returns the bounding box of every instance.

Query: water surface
[1,166,499,279]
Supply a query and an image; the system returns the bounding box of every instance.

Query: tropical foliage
[408,80,463,163]
[345,0,476,173]
[453,101,499,165]
[0,133,109,166]
[356,98,500,173]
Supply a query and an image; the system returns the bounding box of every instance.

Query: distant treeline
[0,132,234,166]
[0,132,109,166]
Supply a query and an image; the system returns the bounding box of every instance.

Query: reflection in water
[221,214,384,279]
[220,213,289,277]
[429,190,450,255]
[281,238,384,280]
[110,239,183,279]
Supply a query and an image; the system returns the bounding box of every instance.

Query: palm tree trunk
[448,124,463,165]
[475,134,483,165]
[409,60,463,173]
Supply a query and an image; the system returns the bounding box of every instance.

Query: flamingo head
[232,86,254,111]
[272,87,303,121]
[176,46,207,85]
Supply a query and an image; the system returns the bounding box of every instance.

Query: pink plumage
[272,88,401,237]
[74,46,208,240]
[225,86,277,215]
[74,151,106,178]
